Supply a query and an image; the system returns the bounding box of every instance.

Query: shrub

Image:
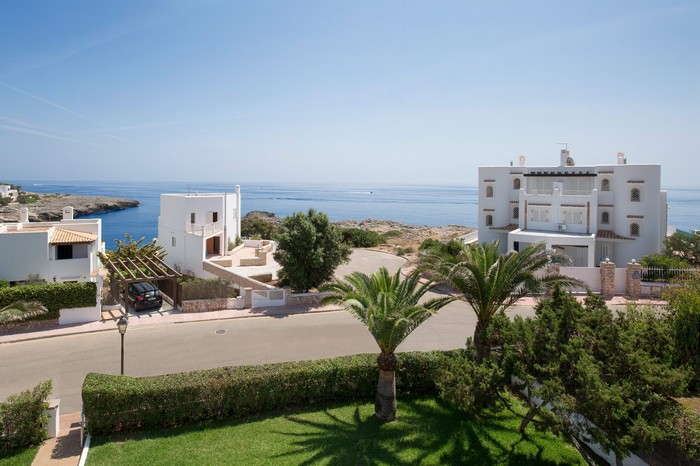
[16,194,38,204]
[0,282,96,322]
[383,230,402,239]
[0,380,52,450]
[181,278,237,300]
[341,228,385,248]
[241,217,277,239]
[82,351,453,435]
[0,197,11,207]
[0,280,8,289]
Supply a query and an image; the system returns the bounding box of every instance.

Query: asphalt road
[0,302,536,413]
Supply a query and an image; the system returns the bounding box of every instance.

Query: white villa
[478,150,667,267]
[158,186,242,277]
[0,184,18,200]
[0,207,104,283]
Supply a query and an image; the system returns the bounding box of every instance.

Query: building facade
[478,150,667,267]
[0,206,104,283]
[157,186,241,277]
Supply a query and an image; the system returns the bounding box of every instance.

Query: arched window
[630,223,640,237]
[601,211,610,225]
[631,188,641,202]
[486,214,493,226]
[486,185,494,198]
[513,207,519,219]
[601,178,610,192]
[513,178,521,190]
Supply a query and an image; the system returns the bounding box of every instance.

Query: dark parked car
[128,282,163,311]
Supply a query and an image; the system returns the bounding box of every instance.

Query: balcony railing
[186,220,223,236]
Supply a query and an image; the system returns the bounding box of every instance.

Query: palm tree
[0,301,49,324]
[420,241,583,361]
[321,267,454,421]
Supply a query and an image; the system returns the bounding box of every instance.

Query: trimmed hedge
[0,380,52,451]
[82,351,456,435]
[0,282,96,321]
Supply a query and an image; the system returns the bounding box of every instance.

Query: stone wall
[0,317,59,333]
[285,291,332,306]
[181,298,244,313]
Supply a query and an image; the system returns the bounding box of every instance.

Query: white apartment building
[0,207,104,283]
[478,150,667,267]
[158,186,241,277]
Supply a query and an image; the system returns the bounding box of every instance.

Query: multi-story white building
[158,186,241,277]
[478,150,667,267]
[0,206,104,283]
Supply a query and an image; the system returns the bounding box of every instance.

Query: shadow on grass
[273,397,571,466]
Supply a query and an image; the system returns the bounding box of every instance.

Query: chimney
[560,149,570,167]
[62,206,74,220]
[19,207,29,223]
[617,152,626,165]
[518,155,526,167]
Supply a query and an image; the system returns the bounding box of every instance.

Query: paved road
[0,301,536,413]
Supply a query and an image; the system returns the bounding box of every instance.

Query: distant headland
[0,192,139,222]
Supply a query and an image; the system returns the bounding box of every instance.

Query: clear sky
[1,1,698,186]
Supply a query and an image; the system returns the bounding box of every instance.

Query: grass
[87,396,585,465]
[0,446,40,466]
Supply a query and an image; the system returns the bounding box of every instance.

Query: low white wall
[560,267,600,293]
[59,305,100,325]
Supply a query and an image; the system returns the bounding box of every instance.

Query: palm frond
[0,301,49,324]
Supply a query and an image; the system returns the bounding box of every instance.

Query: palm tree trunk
[473,318,490,363]
[375,352,397,421]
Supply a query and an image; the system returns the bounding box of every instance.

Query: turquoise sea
[15,181,700,249]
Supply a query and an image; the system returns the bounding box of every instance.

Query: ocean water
[14,181,700,250]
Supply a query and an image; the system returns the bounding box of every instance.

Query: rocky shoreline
[0,193,139,222]
[244,211,475,251]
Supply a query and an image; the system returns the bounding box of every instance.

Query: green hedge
[0,380,52,451]
[82,351,455,435]
[0,282,96,321]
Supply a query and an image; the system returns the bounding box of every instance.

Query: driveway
[334,249,408,279]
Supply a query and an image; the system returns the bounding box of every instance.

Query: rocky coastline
[0,193,139,222]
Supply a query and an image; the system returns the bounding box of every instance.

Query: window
[172,236,176,247]
[55,244,88,260]
[562,210,584,224]
[485,214,493,226]
[190,213,196,223]
[631,188,641,202]
[486,186,494,198]
[601,211,610,225]
[513,178,521,190]
[529,208,550,223]
[601,178,610,191]
[513,207,519,219]
[56,245,73,260]
[630,223,640,237]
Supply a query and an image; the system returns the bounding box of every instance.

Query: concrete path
[31,412,82,466]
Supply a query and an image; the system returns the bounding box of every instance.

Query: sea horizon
[12,180,700,249]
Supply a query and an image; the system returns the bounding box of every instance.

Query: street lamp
[117,316,128,375]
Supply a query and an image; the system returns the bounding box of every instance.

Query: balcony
[185,220,223,237]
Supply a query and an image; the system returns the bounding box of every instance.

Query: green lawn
[0,446,40,466]
[87,397,585,465]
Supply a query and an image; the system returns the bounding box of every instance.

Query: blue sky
[1,1,698,186]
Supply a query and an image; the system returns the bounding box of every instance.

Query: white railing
[185,220,223,236]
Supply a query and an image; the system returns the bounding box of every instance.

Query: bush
[0,282,96,322]
[16,194,38,204]
[0,380,52,450]
[241,217,277,239]
[341,228,385,248]
[0,280,8,289]
[0,197,11,207]
[383,230,402,239]
[180,278,237,300]
[82,351,453,435]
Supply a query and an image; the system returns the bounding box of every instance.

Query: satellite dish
[565,156,575,166]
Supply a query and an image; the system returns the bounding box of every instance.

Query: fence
[640,267,700,283]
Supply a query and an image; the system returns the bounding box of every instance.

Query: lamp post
[117,315,128,375]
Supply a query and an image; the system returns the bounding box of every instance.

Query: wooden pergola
[101,255,181,308]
